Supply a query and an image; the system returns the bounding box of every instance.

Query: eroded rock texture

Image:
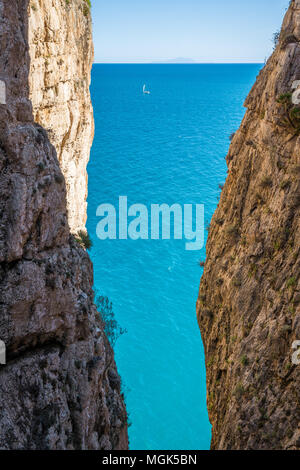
[28,0,94,232]
[198,0,300,450]
[0,0,128,450]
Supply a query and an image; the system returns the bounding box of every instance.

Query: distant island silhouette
[152,58,196,63]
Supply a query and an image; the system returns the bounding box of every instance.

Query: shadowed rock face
[0,0,128,450]
[198,0,300,450]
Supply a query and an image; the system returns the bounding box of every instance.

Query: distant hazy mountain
[152,58,196,63]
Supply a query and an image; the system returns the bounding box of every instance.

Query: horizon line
[93,61,265,65]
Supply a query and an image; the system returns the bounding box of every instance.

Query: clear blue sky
[91,0,290,63]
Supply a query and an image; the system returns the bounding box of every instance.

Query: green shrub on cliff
[287,277,296,289]
[277,92,292,105]
[277,92,300,136]
[273,30,280,49]
[65,1,91,13]
[96,295,127,347]
[75,230,93,250]
[241,355,249,367]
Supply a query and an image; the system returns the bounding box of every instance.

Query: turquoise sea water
[87,64,262,450]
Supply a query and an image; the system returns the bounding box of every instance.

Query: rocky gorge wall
[198,0,300,450]
[28,0,94,232]
[0,0,128,450]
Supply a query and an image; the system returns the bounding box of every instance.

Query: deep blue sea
[87,64,262,450]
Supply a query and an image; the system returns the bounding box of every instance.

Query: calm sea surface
[87,64,262,450]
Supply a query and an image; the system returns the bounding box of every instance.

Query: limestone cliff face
[0,0,128,450]
[198,0,300,450]
[28,0,94,232]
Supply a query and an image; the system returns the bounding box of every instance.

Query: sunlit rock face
[0,0,128,450]
[198,0,300,450]
[28,0,94,233]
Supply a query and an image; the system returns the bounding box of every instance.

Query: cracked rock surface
[198,0,300,450]
[0,0,128,450]
[28,0,94,233]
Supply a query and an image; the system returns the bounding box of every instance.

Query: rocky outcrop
[0,0,128,450]
[28,0,94,232]
[198,0,300,450]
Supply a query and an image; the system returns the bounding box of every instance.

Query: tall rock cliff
[197,0,300,450]
[0,0,128,450]
[28,0,94,232]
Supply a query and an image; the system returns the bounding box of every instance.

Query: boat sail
[143,84,150,94]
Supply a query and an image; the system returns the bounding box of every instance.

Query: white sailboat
[143,84,150,95]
